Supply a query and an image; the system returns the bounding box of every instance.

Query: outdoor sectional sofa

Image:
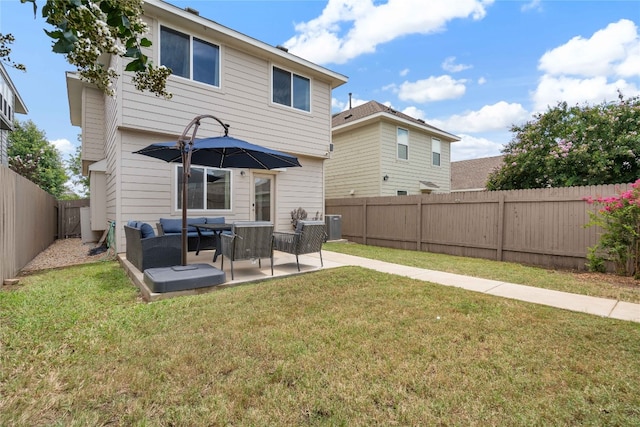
[124,221,181,271]
[156,217,226,252]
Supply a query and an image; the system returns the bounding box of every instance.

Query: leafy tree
[1,0,171,98]
[67,143,89,198]
[8,120,68,198]
[487,93,640,190]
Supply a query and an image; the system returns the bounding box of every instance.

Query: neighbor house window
[397,190,408,196]
[177,166,231,210]
[397,128,409,160]
[161,26,220,86]
[432,138,441,166]
[272,66,310,111]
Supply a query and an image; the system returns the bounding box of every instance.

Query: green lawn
[324,242,640,303]
[1,261,639,425]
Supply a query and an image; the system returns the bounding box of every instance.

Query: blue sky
[1,0,639,164]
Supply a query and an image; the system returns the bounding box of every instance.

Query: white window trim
[270,65,312,114]
[432,137,441,167]
[397,127,409,160]
[173,164,233,214]
[159,24,222,89]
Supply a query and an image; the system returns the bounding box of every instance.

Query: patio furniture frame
[220,222,274,280]
[272,220,327,271]
[124,225,182,272]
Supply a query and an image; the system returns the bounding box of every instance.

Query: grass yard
[1,261,639,426]
[324,242,640,304]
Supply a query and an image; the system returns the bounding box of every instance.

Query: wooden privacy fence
[1,166,58,282]
[326,183,632,272]
[0,166,89,282]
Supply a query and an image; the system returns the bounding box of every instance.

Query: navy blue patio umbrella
[134,114,301,265]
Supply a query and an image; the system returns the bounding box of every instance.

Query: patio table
[192,223,233,262]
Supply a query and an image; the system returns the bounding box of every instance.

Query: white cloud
[284,0,494,65]
[50,138,76,159]
[391,75,467,103]
[442,56,472,73]
[477,77,487,85]
[412,101,528,133]
[332,95,370,111]
[450,134,506,161]
[533,75,639,112]
[521,0,542,12]
[538,19,639,78]
[401,106,426,121]
[399,68,410,77]
[532,19,640,112]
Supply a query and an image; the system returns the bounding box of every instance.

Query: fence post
[416,199,422,251]
[497,194,504,261]
[362,199,367,245]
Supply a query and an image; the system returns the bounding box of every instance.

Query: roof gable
[332,100,459,141]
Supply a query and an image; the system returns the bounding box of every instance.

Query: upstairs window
[432,138,441,166]
[161,26,220,87]
[272,66,310,112]
[397,128,409,160]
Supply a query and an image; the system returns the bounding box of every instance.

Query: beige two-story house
[66,0,347,252]
[1,63,28,167]
[327,101,459,198]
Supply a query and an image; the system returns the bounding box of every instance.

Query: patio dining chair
[272,220,327,271]
[220,222,274,280]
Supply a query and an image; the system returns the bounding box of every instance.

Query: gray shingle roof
[332,100,458,140]
[451,155,505,191]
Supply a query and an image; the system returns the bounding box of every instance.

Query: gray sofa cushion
[159,217,207,234]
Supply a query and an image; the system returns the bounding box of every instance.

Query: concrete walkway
[322,251,640,323]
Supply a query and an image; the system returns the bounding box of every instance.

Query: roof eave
[1,63,28,114]
[334,111,460,141]
[66,71,87,127]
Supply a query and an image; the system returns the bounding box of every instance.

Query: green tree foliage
[8,120,68,198]
[67,143,89,198]
[2,0,171,98]
[487,93,640,190]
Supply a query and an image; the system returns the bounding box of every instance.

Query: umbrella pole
[181,152,188,266]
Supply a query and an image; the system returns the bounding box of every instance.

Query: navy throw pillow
[139,222,156,239]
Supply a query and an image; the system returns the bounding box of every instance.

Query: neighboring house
[327,100,460,198]
[450,155,504,192]
[66,0,347,252]
[0,63,28,167]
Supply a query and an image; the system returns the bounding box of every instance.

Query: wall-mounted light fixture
[240,170,246,177]
[383,174,389,181]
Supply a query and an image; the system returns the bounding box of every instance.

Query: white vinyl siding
[380,121,451,195]
[87,10,342,251]
[120,19,331,159]
[326,123,382,199]
[81,88,105,164]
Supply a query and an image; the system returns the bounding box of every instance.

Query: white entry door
[253,174,274,222]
